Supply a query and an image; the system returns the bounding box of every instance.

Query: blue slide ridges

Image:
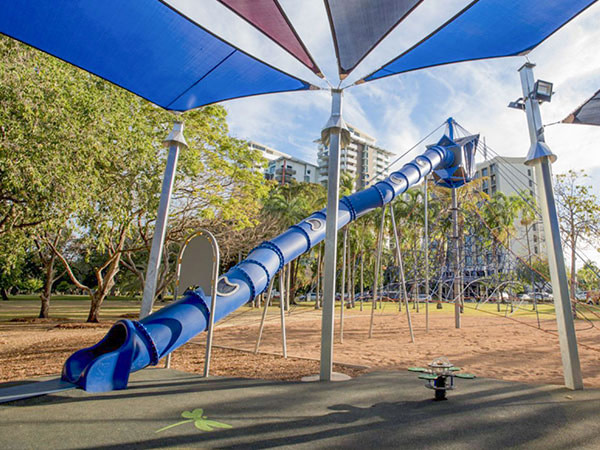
[62,140,459,392]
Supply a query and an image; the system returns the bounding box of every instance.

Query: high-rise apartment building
[248,141,292,172]
[474,156,545,259]
[265,156,318,184]
[317,124,394,190]
[248,141,318,185]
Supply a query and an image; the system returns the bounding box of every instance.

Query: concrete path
[1,369,599,449]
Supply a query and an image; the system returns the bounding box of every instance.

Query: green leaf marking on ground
[156,408,232,434]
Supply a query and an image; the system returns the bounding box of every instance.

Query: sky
[168,0,600,260]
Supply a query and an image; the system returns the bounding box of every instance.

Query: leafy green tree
[555,170,600,299]
[577,262,600,292]
[1,36,269,321]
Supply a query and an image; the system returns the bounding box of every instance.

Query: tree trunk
[87,291,105,323]
[39,291,50,319]
[86,254,122,322]
[38,253,56,319]
[1,288,9,301]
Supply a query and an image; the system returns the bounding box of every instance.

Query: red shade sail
[218,0,322,77]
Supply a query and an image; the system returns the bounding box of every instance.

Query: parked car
[530,291,553,301]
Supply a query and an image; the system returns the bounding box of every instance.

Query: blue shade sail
[325,0,423,78]
[362,0,598,83]
[0,0,312,111]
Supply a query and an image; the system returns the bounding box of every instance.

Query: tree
[577,262,600,292]
[263,180,327,303]
[555,170,600,299]
[2,36,269,321]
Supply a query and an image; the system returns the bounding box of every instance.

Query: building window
[482,167,488,177]
[529,180,533,187]
[528,169,532,176]
[534,246,539,254]
[490,174,496,185]
[491,186,497,195]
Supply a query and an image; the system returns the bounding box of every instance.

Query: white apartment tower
[265,156,318,184]
[317,124,395,191]
[475,156,546,259]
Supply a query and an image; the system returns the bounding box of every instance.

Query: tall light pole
[139,121,187,319]
[320,89,349,380]
[516,62,583,390]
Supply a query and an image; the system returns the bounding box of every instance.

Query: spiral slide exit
[60,132,478,392]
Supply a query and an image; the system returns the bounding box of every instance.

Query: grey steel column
[452,188,461,329]
[279,271,288,358]
[369,205,386,338]
[519,62,583,390]
[390,204,414,342]
[320,89,346,381]
[360,255,364,311]
[424,176,430,332]
[255,278,275,354]
[140,121,187,319]
[340,228,347,343]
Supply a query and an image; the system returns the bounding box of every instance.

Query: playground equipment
[0,0,592,402]
[409,357,476,401]
[162,230,220,377]
[58,131,478,392]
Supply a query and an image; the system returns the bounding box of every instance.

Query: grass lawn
[2,294,598,323]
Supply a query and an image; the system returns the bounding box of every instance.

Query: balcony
[276,167,296,175]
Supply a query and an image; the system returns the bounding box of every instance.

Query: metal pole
[315,246,321,310]
[165,281,178,368]
[452,188,461,329]
[255,277,275,354]
[518,62,582,390]
[286,263,291,313]
[424,176,430,332]
[279,270,288,358]
[320,89,344,380]
[203,232,220,377]
[390,204,414,343]
[369,205,386,338]
[140,121,187,319]
[340,228,347,343]
[360,254,364,311]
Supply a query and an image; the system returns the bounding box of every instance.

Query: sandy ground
[1,305,600,387]
[209,305,600,387]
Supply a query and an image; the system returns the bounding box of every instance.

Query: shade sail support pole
[140,121,187,319]
[424,176,430,333]
[452,188,461,329]
[340,228,347,343]
[519,62,582,390]
[320,89,346,381]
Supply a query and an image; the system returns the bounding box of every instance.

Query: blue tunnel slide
[62,135,474,392]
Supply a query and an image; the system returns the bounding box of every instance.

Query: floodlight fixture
[532,79,553,103]
[508,98,526,110]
